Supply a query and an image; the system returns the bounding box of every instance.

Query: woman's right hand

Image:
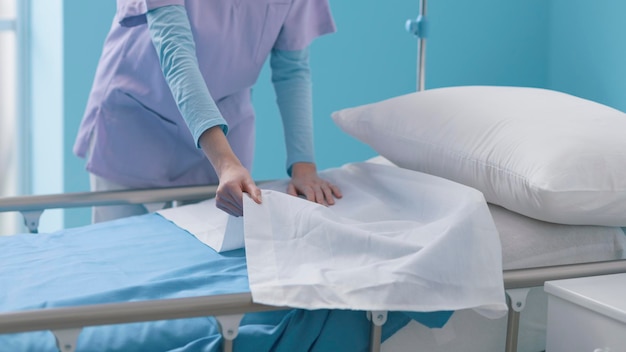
[215,164,262,217]
[198,126,262,217]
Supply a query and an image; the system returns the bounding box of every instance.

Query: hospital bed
[0,162,508,352]
[1,160,626,352]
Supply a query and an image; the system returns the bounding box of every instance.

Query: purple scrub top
[74,0,336,188]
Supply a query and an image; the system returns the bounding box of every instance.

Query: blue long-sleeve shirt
[146,5,315,175]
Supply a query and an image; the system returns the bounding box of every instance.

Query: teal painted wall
[252,1,420,179]
[548,0,626,112]
[62,0,116,228]
[52,0,620,227]
[252,0,551,179]
[426,0,550,89]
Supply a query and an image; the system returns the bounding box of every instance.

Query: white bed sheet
[159,157,626,352]
[160,161,508,318]
[367,156,626,352]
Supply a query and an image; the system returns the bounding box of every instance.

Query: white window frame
[0,0,31,234]
[16,0,32,197]
[0,1,31,195]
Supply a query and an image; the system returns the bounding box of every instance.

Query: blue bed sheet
[0,214,451,351]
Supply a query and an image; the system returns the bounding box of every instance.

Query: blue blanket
[0,214,451,351]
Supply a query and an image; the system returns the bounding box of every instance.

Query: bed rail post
[216,314,243,352]
[20,209,43,233]
[52,328,81,352]
[504,288,530,352]
[367,310,387,352]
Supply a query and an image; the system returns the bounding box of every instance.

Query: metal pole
[0,293,286,334]
[503,259,626,289]
[417,0,427,91]
[369,323,382,352]
[368,311,387,352]
[504,296,520,352]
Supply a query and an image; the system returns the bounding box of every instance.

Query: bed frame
[1,187,626,352]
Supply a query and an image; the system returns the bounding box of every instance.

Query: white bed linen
[160,161,508,318]
[159,158,626,352]
[157,203,245,252]
[370,155,626,352]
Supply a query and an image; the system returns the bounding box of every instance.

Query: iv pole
[405,0,428,92]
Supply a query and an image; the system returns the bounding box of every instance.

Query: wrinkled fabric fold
[160,162,507,318]
[243,162,507,318]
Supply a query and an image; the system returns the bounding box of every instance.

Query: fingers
[216,178,263,217]
[313,186,326,206]
[216,199,242,217]
[288,178,342,207]
[329,183,342,199]
[321,183,336,205]
[242,180,262,204]
[317,181,342,206]
[218,171,342,214]
[287,183,298,197]
[215,188,244,217]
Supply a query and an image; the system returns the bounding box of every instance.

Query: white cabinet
[544,273,626,352]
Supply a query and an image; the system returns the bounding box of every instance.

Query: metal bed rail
[0,293,278,335]
[0,185,223,213]
[0,184,220,233]
[0,181,282,233]
[0,185,217,233]
[0,258,625,352]
[0,292,388,352]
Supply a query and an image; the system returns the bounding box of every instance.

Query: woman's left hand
[287,162,342,206]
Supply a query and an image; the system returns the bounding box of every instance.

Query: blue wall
[252,1,420,179]
[49,0,623,228]
[427,0,550,89]
[548,0,626,112]
[62,0,116,228]
[252,0,551,179]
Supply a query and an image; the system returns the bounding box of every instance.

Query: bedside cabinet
[544,273,626,352]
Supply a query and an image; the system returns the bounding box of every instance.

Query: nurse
[74,0,342,222]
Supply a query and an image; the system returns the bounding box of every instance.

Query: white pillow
[332,86,626,226]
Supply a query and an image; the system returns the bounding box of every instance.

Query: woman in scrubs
[74,0,342,222]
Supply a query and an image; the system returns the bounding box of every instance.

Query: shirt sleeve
[146,5,228,148]
[270,47,315,176]
[273,0,336,51]
[116,0,184,27]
